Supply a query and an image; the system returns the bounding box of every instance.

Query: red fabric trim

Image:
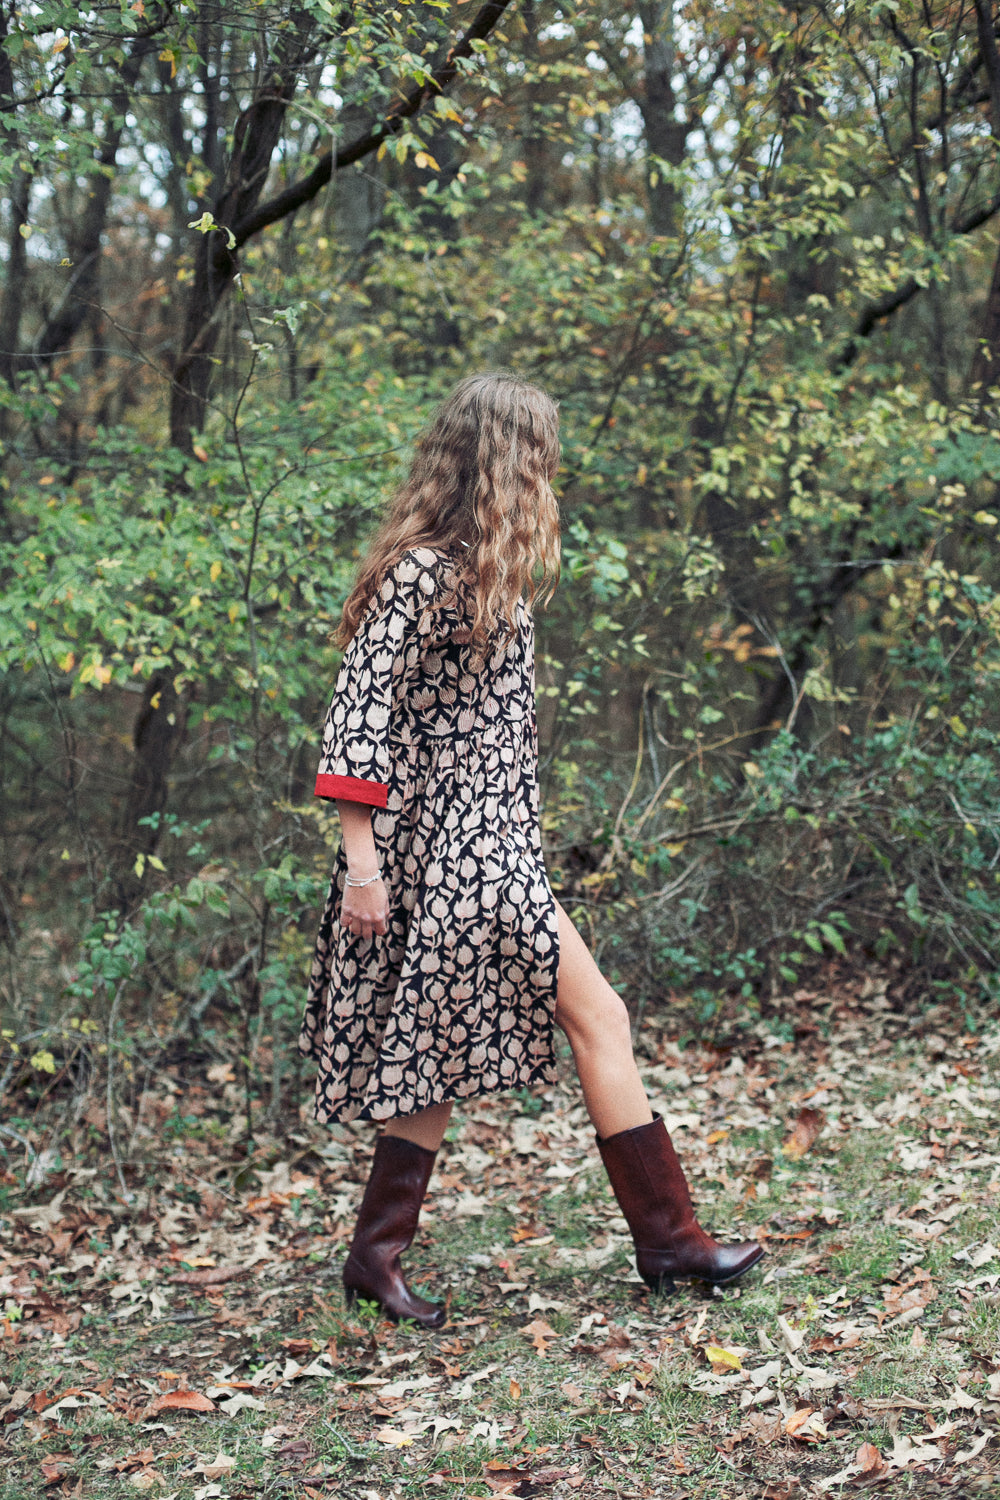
[314,772,388,808]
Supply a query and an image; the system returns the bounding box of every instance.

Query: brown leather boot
[342,1134,445,1329]
[598,1114,764,1294]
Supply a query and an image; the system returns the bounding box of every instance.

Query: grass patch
[1,986,998,1497]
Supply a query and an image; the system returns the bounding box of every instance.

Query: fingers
[340,889,389,940]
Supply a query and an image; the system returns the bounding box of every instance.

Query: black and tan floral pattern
[299,547,560,1124]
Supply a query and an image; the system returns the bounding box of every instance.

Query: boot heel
[641,1272,677,1295]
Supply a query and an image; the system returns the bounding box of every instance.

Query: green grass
[2,999,999,1499]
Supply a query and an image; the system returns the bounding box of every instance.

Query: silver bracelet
[344,870,382,888]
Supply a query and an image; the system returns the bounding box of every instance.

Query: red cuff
[314,772,388,808]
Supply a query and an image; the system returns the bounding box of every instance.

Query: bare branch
[232,0,515,246]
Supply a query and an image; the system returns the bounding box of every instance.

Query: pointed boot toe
[599,1115,765,1295]
[343,1257,446,1329]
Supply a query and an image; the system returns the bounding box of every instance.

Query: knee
[556,984,633,1051]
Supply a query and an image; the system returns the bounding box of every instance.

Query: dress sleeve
[314,554,437,808]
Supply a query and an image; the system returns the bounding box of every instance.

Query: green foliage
[4,0,1000,1137]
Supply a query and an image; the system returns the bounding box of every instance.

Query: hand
[340,875,388,941]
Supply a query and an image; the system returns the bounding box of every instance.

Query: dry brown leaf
[782,1108,825,1160]
[739,1412,785,1444]
[149,1389,216,1414]
[39,1453,75,1488]
[275,1439,314,1465]
[883,1268,937,1320]
[170,1265,252,1288]
[194,1451,236,1479]
[784,1407,815,1437]
[113,1449,155,1474]
[522,1317,558,1355]
[509,1379,521,1400]
[856,1442,884,1474]
[484,1462,533,1495]
[560,1381,585,1404]
[374,1426,414,1447]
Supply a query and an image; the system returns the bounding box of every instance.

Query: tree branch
[232,0,515,247]
[834,189,1000,371]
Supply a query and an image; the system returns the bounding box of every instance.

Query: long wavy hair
[337,372,561,648]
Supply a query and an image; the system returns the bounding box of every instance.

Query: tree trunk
[169,15,317,450]
[112,674,184,911]
[638,1,686,240]
[34,39,155,368]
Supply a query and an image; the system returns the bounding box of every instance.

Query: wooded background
[3,0,1000,1126]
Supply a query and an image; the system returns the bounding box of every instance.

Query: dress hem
[309,1062,561,1127]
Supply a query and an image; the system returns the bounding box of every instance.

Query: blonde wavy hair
[337,372,561,648]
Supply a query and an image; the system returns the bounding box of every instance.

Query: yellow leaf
[705,1345,742,1371]
[134,854,146,879]
[210,561,222,582]
[148,855,166,872]
[414,150,439,170]
[53,36,69,53]
[30,1050,57,1074]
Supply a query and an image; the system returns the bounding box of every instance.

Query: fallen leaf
[776,1314,805,1354]
[275,1438,314,1465]
[856,1441,885,1473]
[149,1390,216,1415]
[884,1267,936,1320]
[955,1432,991,1465]
[705,1344,743,1371]
[170,1266,252,1288]
[193,1453,236,1480]
[374,1427,414,1447]
[218,1391,266,1417]
[39,1453,75,1487]
[785,1407,815,1436]
[886,1432,943,1469]
[509,1379,521,1400]
[522,1318,558,1355]
[782,1108,824,1159]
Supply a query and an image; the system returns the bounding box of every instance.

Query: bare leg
[383,1100,453,1152]
[553,901,654,1140]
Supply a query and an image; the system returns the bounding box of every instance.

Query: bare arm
[336,799,389,940]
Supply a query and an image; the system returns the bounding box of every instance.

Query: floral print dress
[299,547,561,1124]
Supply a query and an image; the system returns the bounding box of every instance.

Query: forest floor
[1,975,999,1500]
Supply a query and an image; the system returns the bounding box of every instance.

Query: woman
[300,373,763,1328]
